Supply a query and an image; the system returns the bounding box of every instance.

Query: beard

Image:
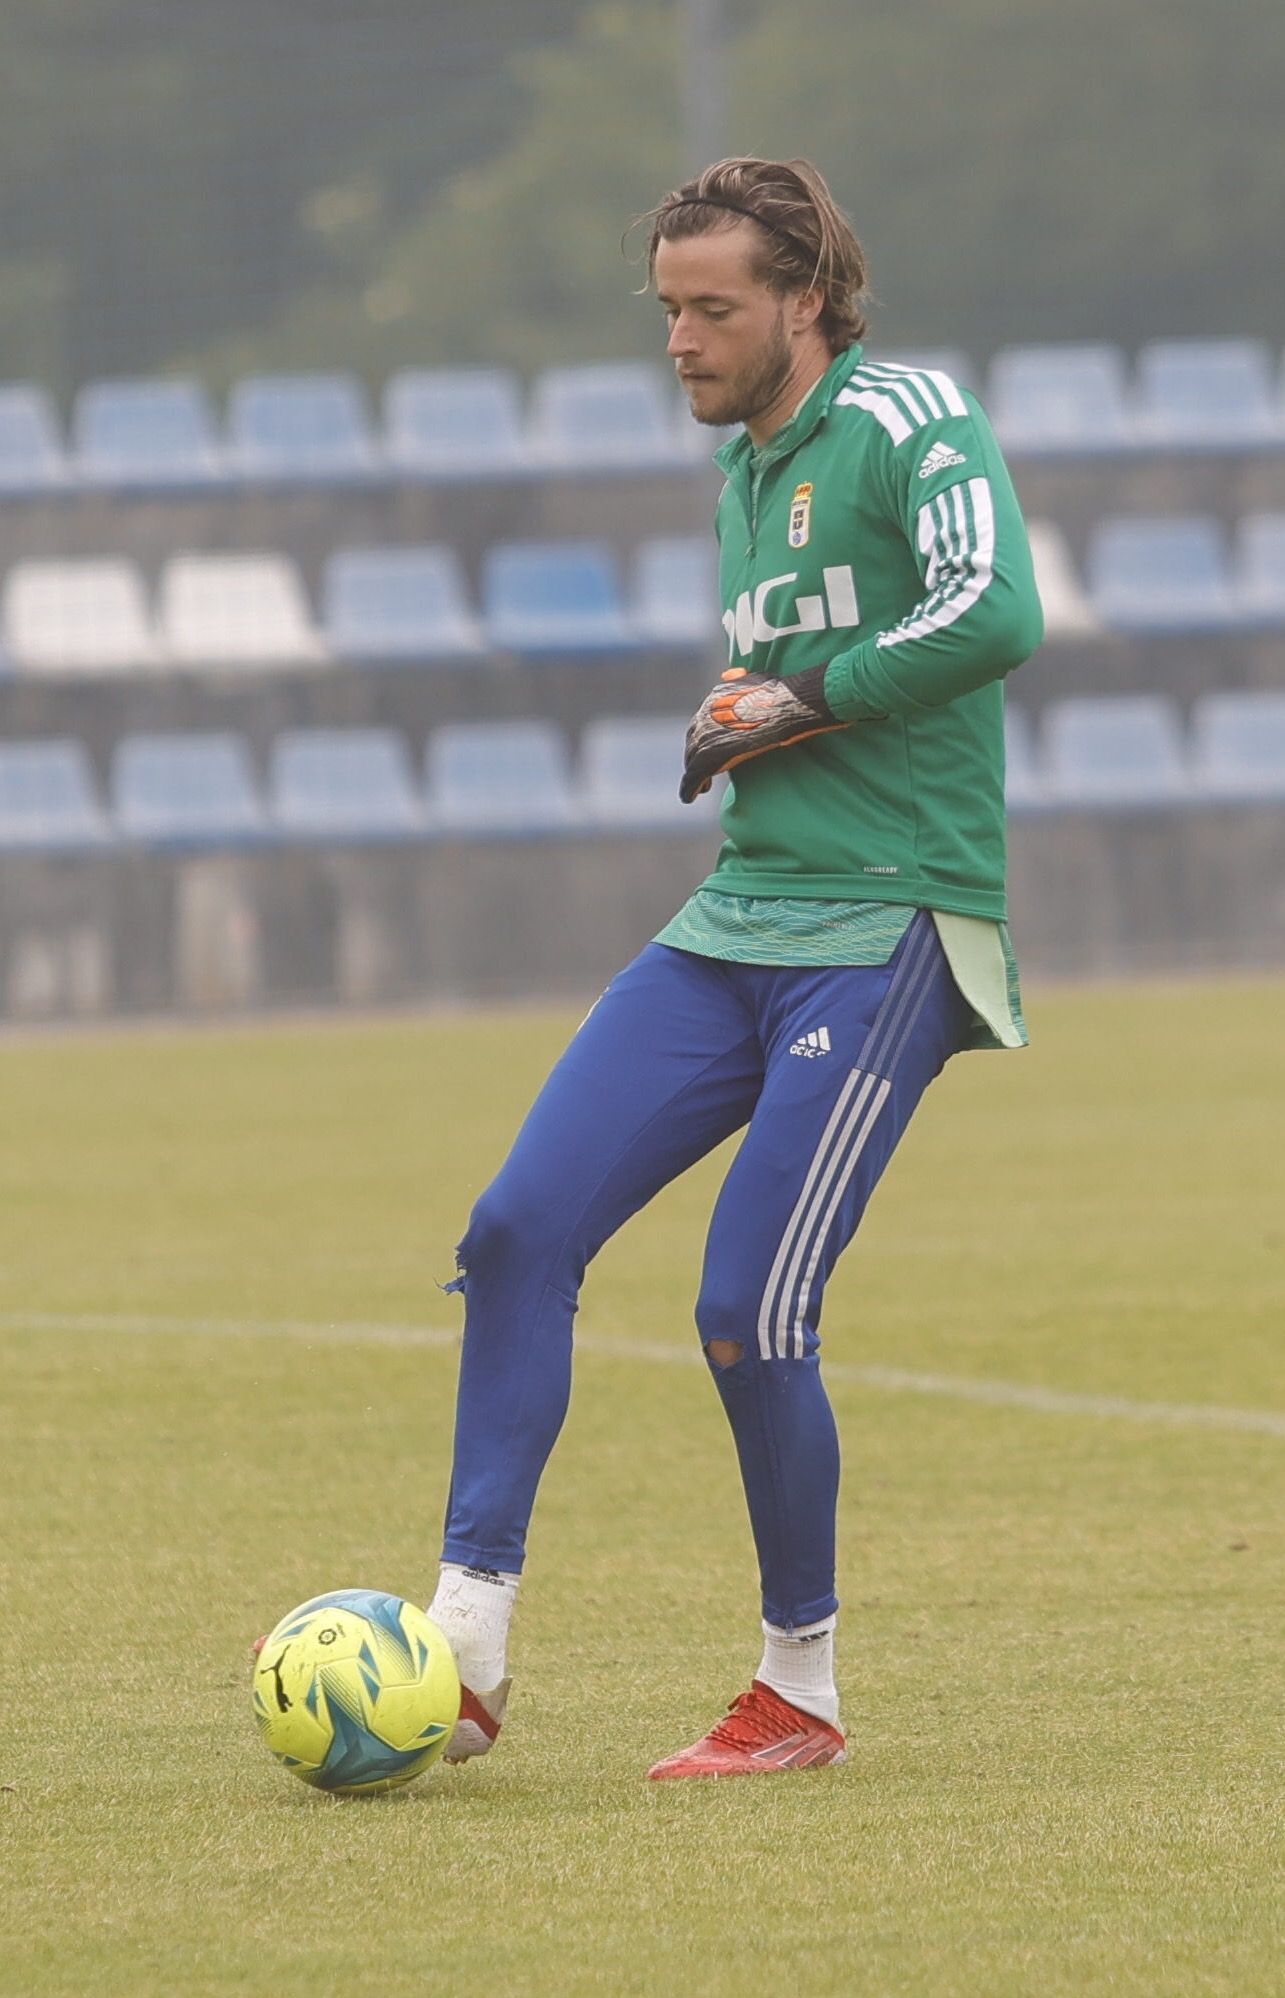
[688,311,794,428]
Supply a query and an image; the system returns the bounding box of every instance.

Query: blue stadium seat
[73,378,222,489]
[1136,339,1280,450]
[1003,705,1045,812]
[322,546,484,660]
[1237,513,1285,624]
[1190,693,1285,804]
[482,542,639,654]
[528,363,686,471]
[426,721,577,835]
[229,373,377,483]
[112,733,266,845]
[1042,698,1189,808]
[579,716,720,831]
[632,536,720,648]
[1086,517,1240,633]
[270,730,426,839]
[0,741,109,849]
[0,385,67,494]
[383,368,528,478]
[986,343,1134,454]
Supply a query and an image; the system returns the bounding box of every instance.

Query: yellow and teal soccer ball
[251,1589,460,1795]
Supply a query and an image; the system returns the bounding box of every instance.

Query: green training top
[698,341,1044,919]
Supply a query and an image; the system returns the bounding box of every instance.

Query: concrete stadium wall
[3,810,1283,1024]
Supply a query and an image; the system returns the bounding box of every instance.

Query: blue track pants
[441,912,972,1628]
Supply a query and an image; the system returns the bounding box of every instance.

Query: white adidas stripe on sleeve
[876,477,996,650]
[835,362,970,442]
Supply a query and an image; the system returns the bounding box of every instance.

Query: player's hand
[679,664,844,802]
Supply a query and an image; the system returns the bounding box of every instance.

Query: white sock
[427,1563,518,1691]
[756,1615,839,1727]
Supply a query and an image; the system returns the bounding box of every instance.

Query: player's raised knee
[460,1174,555,1275]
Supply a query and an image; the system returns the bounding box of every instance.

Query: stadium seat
[0,385,67,494]
[228,373,377,482]
[0,740,110,849]
[72,378,222,489]
[482,541,639,654]
[1136,339,1280,449]
[1086,517,1240,633]
[112,733,267,844]
[322,546,484,660]
[632,535,720,648]
[1041,697,1189,808]
[158,555,327,667]
[1236,513,1285,624]
[1189,693,1285,804]
[579,715,718,831]
[1002,705,1045,812]
[528,363,687,470]
[986,343,1135,454]
[1024,522,1100,638]
[3,561,163,673]
[383,367,528,478]
[270,729,426,839]
[426,721,578,835]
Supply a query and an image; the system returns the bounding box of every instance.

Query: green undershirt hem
[654,889,1027,1051]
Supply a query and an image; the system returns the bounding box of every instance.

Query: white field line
[3,1310,1283,1440]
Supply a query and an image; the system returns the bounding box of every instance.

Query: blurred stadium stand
[157,555,328,668]
[0,741,109,849]
[482,540,640,654]
[111,733,266,846]
[1041,697,1191,810]
[1189,692,1285,804]
[228,374,379,486]
[4,560,163,673]
[383,367,530,480]
[427,720,579,836]
[73,379,223,492]
[988,344,1136,456]
[270,729,426,840]
[1085,518,1242,634]
[0,386,69,495]
[322,546,485,661]
[2,339,1284,1016]
[1135,340,1281,451]
[528,363,688,471]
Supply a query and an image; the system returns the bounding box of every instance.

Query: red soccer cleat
[443,1678,511,1764]
[647,1680,846,1780]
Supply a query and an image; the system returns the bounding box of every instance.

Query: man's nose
[667,313,699,357]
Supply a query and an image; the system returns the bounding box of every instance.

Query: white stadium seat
[3,561,163,674]
[158,555,327,667]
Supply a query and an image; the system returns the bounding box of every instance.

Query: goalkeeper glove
[679,664,843,803]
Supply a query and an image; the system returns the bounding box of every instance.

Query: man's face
[655,224,796,429]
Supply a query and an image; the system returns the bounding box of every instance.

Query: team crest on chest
[788,482,813,549]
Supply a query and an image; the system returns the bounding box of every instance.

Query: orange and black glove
[679,664,844,802]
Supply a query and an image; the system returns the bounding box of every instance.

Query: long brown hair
[642,157,869,352]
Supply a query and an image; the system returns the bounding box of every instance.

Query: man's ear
[789,285,826,335]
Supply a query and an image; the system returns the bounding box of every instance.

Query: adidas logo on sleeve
[917,440,967,478]
[788,1026,832,1058]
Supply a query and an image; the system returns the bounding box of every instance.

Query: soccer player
[428,156,1043,1778]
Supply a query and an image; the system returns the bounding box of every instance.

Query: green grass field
[1,978,1281,1997]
